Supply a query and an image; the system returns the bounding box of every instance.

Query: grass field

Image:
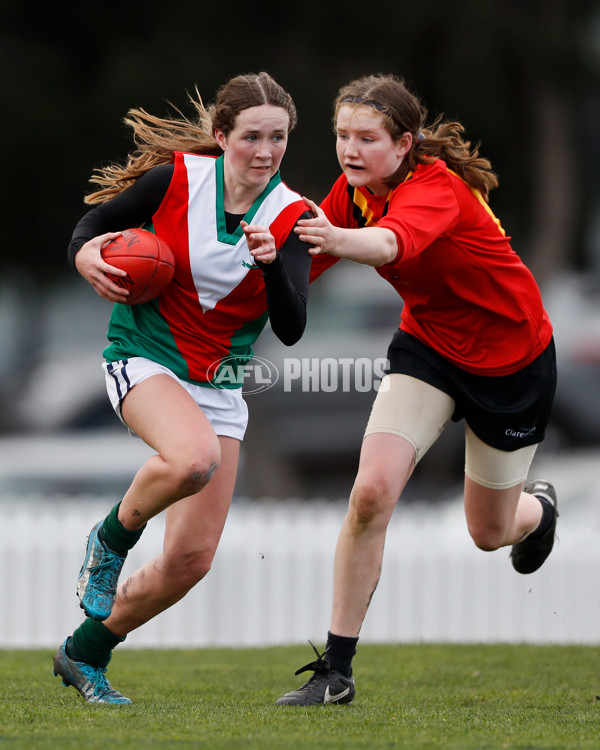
[1,644,599,749]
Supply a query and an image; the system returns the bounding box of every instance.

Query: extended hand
[295,197,338,256]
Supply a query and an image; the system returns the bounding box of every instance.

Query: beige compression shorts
[364,374,537,490]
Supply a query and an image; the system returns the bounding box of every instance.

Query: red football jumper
[311,160,553,376]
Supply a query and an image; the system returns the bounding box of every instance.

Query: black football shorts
[385,330,557,452]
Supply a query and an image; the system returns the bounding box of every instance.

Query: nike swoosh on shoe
[324,685,351,703]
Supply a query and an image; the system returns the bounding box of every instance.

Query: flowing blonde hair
[85,72,298,205]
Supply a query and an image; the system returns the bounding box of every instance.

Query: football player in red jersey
[276,74,558,706]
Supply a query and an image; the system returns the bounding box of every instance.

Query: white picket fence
[1,449,599,649]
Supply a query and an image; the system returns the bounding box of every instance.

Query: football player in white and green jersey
[54,73,313,704]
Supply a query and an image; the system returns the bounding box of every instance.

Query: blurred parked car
[542,273,600,446]
[246,261,465,499]
[246,265,600,498]
[2,266,600,500]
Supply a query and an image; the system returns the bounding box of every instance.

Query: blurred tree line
[2,0,598,285]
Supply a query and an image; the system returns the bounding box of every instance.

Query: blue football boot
[77,521,126,621]
[53,639,131,704]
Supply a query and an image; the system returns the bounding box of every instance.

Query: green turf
[1,644,599,749]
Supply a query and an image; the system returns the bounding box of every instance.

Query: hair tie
[417,132,425,141]
[339,95,389,114]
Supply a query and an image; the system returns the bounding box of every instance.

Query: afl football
[102,228,175,305]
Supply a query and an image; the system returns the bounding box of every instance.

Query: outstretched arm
[295,197,398,267]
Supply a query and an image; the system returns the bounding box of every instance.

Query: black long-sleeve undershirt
[68,164,311,345]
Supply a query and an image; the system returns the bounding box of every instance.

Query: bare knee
[170,445,221,497]
[348,473,398,530]
[467,521,508,552]
[162,544,216,591]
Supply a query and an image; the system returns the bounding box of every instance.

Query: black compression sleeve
[67,167,311,345]
[256,210,312,346]
[67,164,174,268]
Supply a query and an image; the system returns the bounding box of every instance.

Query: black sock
[325,631,358,677]
[528,495,555,539]
[99,502,146,556]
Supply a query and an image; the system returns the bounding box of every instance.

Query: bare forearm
[324,226,398,267]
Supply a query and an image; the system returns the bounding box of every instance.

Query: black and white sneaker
[275,642,355,706]
[510,480,558,574]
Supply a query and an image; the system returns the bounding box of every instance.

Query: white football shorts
[103,357,248,440]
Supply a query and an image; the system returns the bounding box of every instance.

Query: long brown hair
[85,72,298,205]
[335,74,498,200]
